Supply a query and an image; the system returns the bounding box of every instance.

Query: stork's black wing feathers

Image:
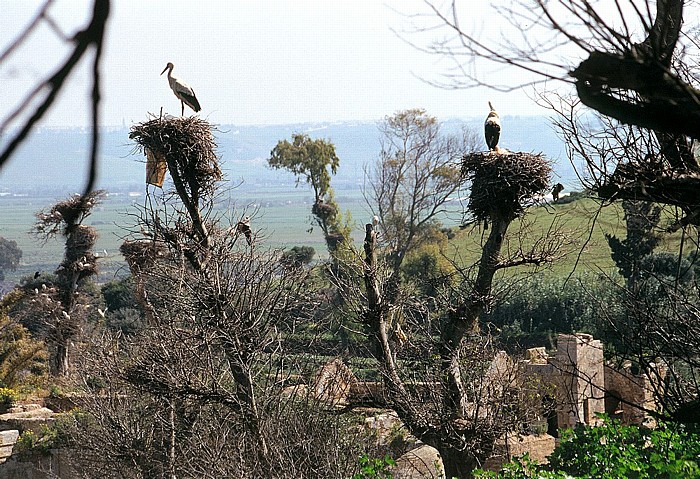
[179,90,201,112]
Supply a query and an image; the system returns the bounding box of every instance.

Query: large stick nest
[462,152,551,221]
[129,116,222,195]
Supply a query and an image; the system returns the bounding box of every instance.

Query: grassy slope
[446,196,688,279]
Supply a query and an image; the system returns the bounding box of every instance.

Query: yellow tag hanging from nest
[145,147,167,187]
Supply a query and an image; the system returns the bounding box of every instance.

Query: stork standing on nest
[161,62,201,116]
[484,101,501,152]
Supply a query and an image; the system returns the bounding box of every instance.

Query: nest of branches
[120,240,166,273]
[130,116,222,195]
[462,152,551,221]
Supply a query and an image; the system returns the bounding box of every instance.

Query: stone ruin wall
[522,333,663,432]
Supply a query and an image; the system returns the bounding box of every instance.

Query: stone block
[0,430,18,446]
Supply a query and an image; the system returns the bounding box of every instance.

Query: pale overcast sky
[1,1,556,128]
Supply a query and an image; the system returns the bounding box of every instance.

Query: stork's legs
[181,101,184,116]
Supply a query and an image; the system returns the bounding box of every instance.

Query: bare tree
[367,109,476,301]
[0,0,110,197]
[69,117,378,478]
[343,148,571,478]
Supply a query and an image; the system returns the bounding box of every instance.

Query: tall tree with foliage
[606,199,661,286]
[269,133,348,252]
[0,237,22,283]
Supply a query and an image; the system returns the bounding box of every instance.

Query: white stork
[161,62,201,116]
[484,101,501,152]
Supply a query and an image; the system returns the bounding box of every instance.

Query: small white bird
[41,283,47,290]
[140,225,153,238]
[161,62,202,116]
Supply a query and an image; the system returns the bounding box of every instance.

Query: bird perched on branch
[236,216,253,246]
[552,183,565,202]
[484,101,501,152]
[161,62,201,116]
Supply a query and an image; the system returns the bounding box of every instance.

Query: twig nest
[462,151,551,221]
[130,116,222,194]
[120,240,166,272]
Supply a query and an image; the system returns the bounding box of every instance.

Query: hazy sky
[1,1,553,128]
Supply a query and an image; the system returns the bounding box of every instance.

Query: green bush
[15,411,81,456]
[0,387,18,411]
[352,453,396,479]
[475,416,700,479]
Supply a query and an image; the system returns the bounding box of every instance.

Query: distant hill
[0,116,578,195]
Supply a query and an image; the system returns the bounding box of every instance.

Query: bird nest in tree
[129,116,222,194]
[120,240,166,272]
[462,152,551,221]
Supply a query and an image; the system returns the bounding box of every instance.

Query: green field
[447,196,688,278]
[0,189,374,285]
[0,191,690,287]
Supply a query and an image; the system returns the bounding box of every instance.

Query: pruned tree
[68,116,379,478]
[347,149,571,478]
[24,190,105,376]
[417,0,700,430]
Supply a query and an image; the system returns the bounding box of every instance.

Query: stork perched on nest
[161,62,201,116]
[484,101,501,152]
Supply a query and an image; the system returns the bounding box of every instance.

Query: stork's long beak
[160,65,169,75]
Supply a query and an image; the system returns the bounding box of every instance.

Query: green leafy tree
[269,134,348,251]
[606,199,661,286]
[280,245,315,269]
[0,290,47,388]
[0,237,22,282]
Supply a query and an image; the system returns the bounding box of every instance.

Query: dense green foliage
[281,245,316,268]
[0,236,22,282]
[476,417,700,478]
[352,454,396,479]
[482,274,616,348]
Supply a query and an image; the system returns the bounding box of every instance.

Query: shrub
[352,453,396,479]
[476,417,700,478]
[0,387,18,411]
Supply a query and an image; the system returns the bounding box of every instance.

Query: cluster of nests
[130,116,222,195]
[462,151,551,222]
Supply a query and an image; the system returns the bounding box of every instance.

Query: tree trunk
[441,215,510,418]
[440,447,479,479]
[51,340,69,376]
